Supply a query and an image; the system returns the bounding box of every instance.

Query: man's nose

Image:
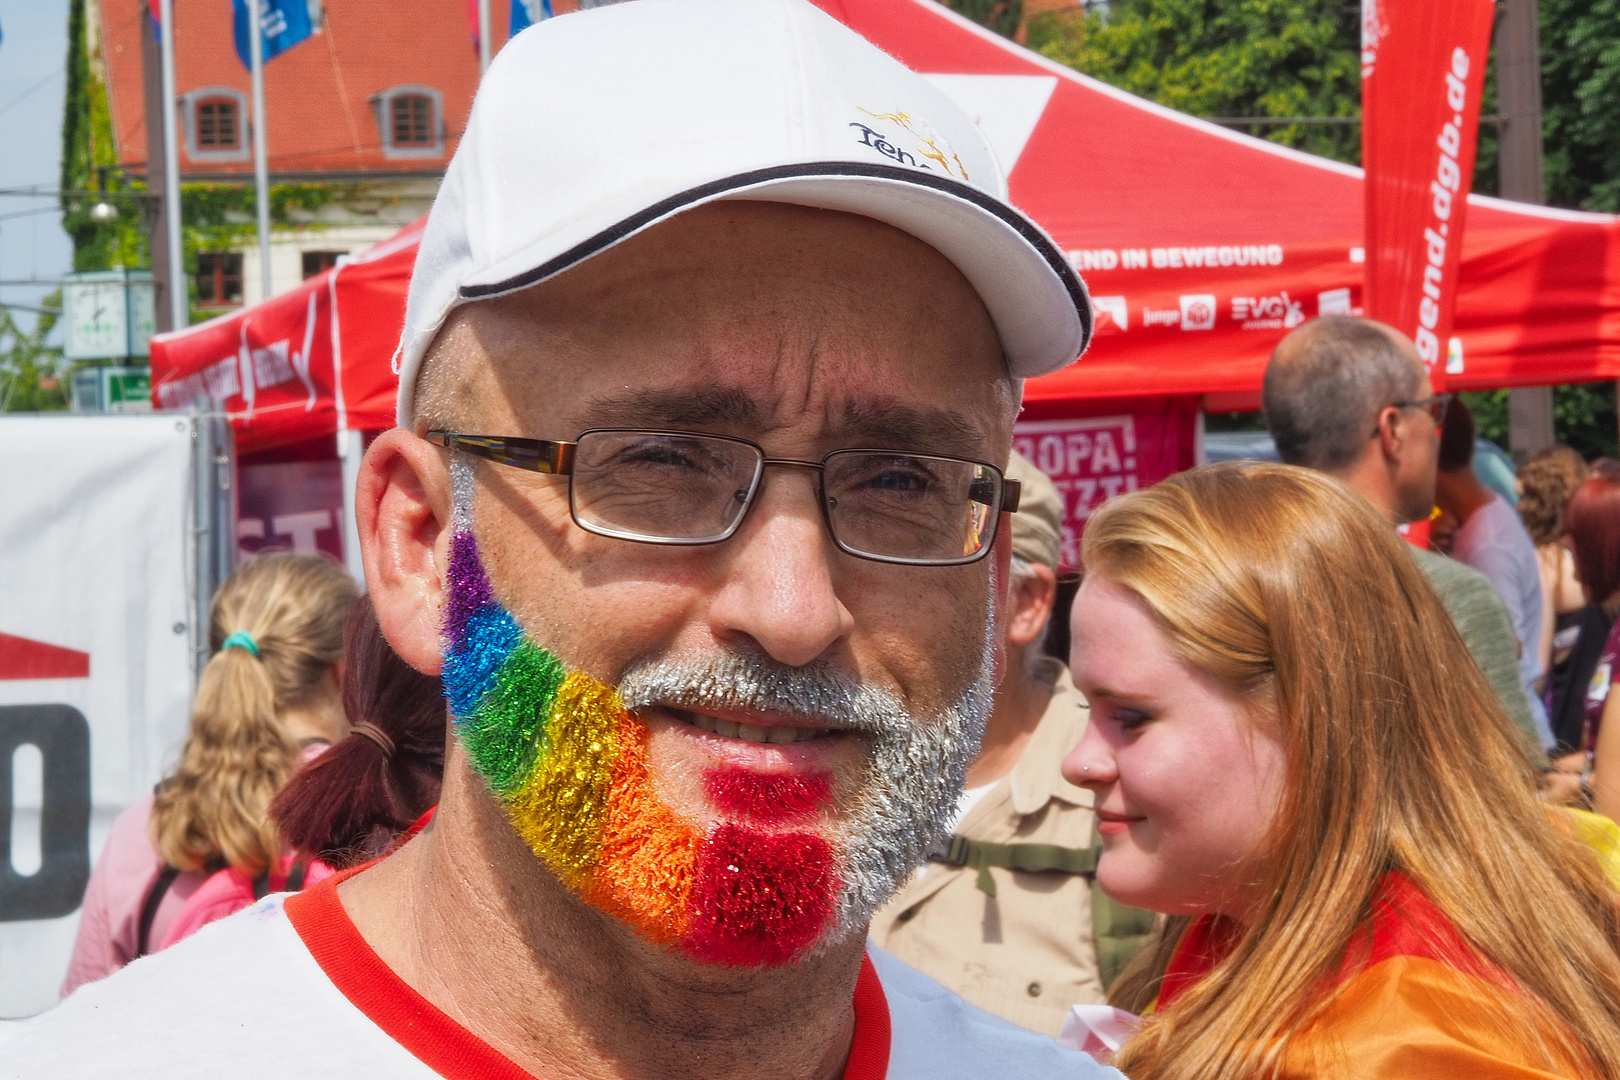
[1061,718,1117,789]
[704,469,854,668]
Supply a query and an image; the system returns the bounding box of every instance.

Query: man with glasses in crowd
[7,2,1122,1078]
[1263,316,1542,754]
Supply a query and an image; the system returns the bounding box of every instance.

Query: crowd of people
[7,1,1620,1077]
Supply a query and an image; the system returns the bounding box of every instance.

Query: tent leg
[1509,387,1555,460]
[338,428,365,586]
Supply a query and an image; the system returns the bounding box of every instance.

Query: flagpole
[478,0,492,74]
[248,0,272,304]
[158,0,185,330]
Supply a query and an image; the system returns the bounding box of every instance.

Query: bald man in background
[1263,316,1542,757]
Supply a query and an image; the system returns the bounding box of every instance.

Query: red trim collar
[285,870,891,1079]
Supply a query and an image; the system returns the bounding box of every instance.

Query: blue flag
[509,0,553,35]
[233,0,314,69]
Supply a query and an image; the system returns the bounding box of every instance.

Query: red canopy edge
[152,0,1620,455]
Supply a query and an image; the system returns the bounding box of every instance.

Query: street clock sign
[62,271,155,361]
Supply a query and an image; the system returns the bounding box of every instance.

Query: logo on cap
[851,109,968,180]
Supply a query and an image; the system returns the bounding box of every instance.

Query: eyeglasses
[1372,393,1452,436]
[1392,393,1453,425]
[426,429,1022,567]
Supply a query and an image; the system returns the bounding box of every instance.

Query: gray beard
[617,607,996,944]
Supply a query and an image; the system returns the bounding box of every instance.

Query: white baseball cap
[394,0,1092,424]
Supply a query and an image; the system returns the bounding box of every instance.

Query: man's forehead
[566,384,995,455]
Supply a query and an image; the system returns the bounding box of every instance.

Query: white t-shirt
[0,877,1121,1080]
[1453,494,1553,747]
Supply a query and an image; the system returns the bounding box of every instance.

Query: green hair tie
[221,631,261,659]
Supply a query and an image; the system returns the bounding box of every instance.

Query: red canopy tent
[148,0,1620,563]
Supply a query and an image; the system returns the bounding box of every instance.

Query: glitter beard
[616,634,995,943]
[442,458,997,962]
[442,460,845,965]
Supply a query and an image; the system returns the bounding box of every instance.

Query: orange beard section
[580,713,702,945]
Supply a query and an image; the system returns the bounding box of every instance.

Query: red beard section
[684,823,838,966]
[702,768,833,824]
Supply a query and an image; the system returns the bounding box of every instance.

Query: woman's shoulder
[1288,874,1581,1079]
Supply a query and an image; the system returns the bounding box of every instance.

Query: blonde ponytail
[151,551,358,875]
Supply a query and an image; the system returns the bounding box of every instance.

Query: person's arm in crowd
[1591,692,1620,821]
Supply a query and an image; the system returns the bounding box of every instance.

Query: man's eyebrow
[570,387,766,431]
[835,401,988,456]
[565,389,991,457]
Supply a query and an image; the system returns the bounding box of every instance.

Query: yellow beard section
[505,671,623,887]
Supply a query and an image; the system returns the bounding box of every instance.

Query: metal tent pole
[479,0,492,74]
[158,0,185,330]
[248,0,273,304]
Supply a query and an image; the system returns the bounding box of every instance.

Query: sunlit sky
[0,0,73,339]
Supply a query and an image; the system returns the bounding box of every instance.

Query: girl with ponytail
[62,552,357,994]
[271,594,446,869]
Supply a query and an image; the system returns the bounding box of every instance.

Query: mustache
[616,649,918,737]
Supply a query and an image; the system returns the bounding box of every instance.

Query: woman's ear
[357,430,453,675]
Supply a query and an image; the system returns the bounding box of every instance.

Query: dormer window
[372,86,444,159]
[181,88,250,162]
[391,95,434,148]
[196,98,239,150]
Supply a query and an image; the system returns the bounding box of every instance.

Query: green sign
[103,367,151,412]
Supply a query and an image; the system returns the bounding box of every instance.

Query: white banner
[0,415,195,1017]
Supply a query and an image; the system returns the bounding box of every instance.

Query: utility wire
[0,68,65,121]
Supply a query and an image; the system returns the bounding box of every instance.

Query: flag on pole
[232,0,314,69]
[510,0,553,34]
[1361,0,1496,388]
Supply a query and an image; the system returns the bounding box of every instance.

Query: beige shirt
[870,658,1104,1035]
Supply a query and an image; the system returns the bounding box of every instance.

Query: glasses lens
[571,431,761,542]
[1431,396,1451,424]
[823,451,999,564]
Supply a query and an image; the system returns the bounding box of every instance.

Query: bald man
[1263,316,1541,757]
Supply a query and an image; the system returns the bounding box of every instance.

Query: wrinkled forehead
[416,204,1017,459]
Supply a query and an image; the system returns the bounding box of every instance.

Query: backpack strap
[136,866,182,957]
[933,835,1100,897]
[251,871,272,902]
[932,834,1156,989]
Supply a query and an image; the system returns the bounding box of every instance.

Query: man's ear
[1374,406,1404,464]
[1005,562,1058,649]
[358,429,453,675]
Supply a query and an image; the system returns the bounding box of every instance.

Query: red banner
[1361,0,1496,388]
[1012,396,1200,570]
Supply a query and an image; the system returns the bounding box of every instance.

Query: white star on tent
[922,74,1058,175]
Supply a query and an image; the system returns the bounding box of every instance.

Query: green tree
[1475,0,1620,211]
[1025,0,1362,165]
[0,296,68,412]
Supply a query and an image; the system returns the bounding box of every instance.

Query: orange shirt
[1157,873,1587,1079]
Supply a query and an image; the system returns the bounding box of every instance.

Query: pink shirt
[161,855,336,949]
[60,794,210,997]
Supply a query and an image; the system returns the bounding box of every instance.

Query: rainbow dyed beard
[442,458,993,966]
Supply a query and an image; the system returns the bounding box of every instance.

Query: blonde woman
[1518,446,1591,768]
[62,552,357,995]
[1064,462,1620,1079]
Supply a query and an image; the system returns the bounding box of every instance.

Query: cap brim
[457,161,1091,380]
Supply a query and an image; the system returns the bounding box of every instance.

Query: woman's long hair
[272,595,446,867]
[1565,459,1620,612]
[1518,445,1587,548]
[151,551,358,876]
[1086,462,1620,1078]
